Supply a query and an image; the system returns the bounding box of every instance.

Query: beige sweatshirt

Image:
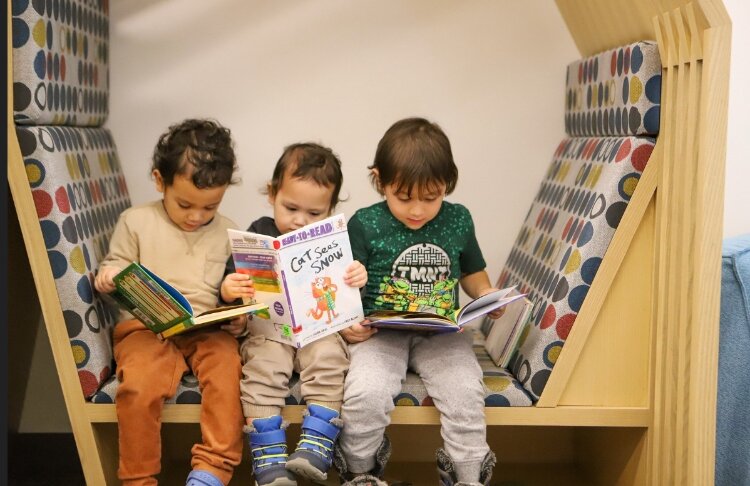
[100,200,237,318]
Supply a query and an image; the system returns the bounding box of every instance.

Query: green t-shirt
[348,201,487,316]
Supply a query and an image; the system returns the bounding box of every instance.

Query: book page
[276,214,364,347]
[159,302,270,339]
[228,229,292,326]
[455,286,525,325]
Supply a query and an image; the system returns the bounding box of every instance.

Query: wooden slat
[85,403,651,428]
[687,2,730,483]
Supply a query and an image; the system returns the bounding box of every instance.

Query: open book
[482,290,534,368]
[227,213,364,348]
[365,286,526,333]
[110,262,269,339]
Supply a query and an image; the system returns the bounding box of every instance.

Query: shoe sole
[253,478,298,486]
[285,457,327,483]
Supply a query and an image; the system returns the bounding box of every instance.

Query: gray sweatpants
[339,330,489,482]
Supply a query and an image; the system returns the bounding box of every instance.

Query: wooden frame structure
[7,1,730,484]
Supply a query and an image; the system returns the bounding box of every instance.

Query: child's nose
[188,210,205,222]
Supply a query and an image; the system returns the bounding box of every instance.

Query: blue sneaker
[285,404,342,482]
[186,470,223,486]
[246,416,297,486]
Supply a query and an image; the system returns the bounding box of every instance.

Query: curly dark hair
[369,117,458,196]
[151,118,238,188]
[266,142,344,209]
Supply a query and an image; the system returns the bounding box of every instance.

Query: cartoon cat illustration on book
[307,276,339,324]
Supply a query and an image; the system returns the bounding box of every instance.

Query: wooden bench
[8,1,730,484]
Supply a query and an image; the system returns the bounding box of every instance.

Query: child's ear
[266,182,276,205]
[153,169,166,194]
[370,168,383,194]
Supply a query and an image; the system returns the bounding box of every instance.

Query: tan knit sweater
[100,200,237,318]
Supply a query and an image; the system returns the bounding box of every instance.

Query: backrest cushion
[12,0,109,125]
[495,135,655,400]
[565,41,661,137]
[16,125,130,398]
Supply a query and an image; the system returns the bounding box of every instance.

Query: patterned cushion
[565,41,661,137]
[92,329,534,407]
[492,136,655,401]
[12,0,109,126]
[16,125,130,398]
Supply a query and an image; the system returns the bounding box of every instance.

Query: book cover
[110,262,268,339]
[482,290,533,367]
[227,213,364,348]
[366,285,526,333]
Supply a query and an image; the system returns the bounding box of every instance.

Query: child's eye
[178,203,190,209]
[285,206,297,212]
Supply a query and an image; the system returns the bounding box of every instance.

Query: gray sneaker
[435,448,496,486]
[341,474,389,486]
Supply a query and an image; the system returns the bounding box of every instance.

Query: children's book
[227,213,364,348]
[365,286,526,333]
[110,262,269,339]
[482,290,534,368]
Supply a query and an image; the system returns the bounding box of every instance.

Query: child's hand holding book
[221,272,256,303]
[95,265,123,294]
[340,320,378,343]
[478,287,507,320]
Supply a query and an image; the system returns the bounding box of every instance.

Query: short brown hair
[267,143,344,209]
[369,117,458,196]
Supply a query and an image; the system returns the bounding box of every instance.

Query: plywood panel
[559,198,655,407]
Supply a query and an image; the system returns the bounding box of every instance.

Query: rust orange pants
[113,319,243,486]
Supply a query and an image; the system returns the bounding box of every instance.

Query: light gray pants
[339,330,489,481]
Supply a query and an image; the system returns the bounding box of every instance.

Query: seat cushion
[92,328,534,407]
[17,125,130,398]
[12,0,109,125]
[565,41,661,137]
[489,136,655,401]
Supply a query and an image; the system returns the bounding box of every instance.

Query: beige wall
[724,1,750,238]
[14,0,748,432]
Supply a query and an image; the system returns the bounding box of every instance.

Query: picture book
[227,213,364,348]
[365,285,526,333]
[110,262,269,339]
[482,290,534,368]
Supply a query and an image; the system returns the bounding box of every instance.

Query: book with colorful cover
[227,213,364,348]
[110,262,269,339]
[365,285,526,333]
[482,289,533,368]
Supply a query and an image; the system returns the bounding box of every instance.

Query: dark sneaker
[436,448,496,486]
[286,404,342,482]
[246,416,297,486]
[333,435,392,486]
[341,474,389,486]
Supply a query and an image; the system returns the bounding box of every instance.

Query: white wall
[724,0,750,238]
[107,0,578,287]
